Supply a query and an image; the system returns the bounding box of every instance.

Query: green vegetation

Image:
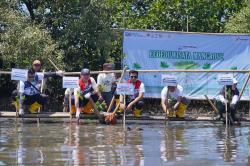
[133,63,142,69]
[174,61,200,69]
[202,63,211,69]
[225,0,250,33]
[230,66,238,70]
[160,61,169,68]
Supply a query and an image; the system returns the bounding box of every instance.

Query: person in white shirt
[74,68,102,119]
[217,78,239,123]
[97,63,116,107]
[120,70,145,117]
[18,69,48,115]
[161,81,189,118]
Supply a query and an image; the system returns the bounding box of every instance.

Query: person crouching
[74,68,103,119]
[217,78,239,124]
[18,69,48,115]
[161,81,189,118]
[120,70,145,117]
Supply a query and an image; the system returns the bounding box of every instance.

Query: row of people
[13,60,240,124]
[64,67,145,119]
[14,61,146,119]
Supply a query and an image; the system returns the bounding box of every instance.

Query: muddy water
[0,119,249,166]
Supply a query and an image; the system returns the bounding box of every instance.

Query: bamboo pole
[63,69,250,75]
[48,58,60,71]
[204,95,219,113]
[239,72,250,100]
[225,87,228,126]
[37,70,45,124]
[123,94,126,131]
[106,66,127,113]
[1,69,250,75]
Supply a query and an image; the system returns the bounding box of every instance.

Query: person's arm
[161,87,171,112]
[173,96,182,110]
[97,74,102,85]
[219,87,226,103]
[74,87,80,108]
[173,86,183,110]
[231,88,239,105]
[127,83,145,110]
[91,77,103,100]
[231,95,239,105]
[161,98,167,113]
[128,92,144,109]
[43,70,63,78]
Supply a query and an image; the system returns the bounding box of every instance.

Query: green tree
[20,0,118,71]
[225,0,250,33]
[105,0,245,32]
[0,1,63,70]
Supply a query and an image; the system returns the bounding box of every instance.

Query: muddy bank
[1,97,249,118]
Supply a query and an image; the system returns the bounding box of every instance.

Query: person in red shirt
[120,70,145,117]
[74,68,103,119]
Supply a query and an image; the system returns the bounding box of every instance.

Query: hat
[81,68,90,75]
[233,78,238,84]
[103,63,114,69]
[167,81,177,87]
[33,60,41,65]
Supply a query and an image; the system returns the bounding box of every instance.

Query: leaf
[160,61,169,68]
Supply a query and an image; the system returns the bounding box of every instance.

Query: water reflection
[0,120,249,165]
[62,123,144,165]
[161,124,189,162]
[216,126,238,162]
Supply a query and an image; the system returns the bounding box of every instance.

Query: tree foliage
[0,0,249,72]
[0,1,63,70]
[20,0,118,71]
[225,0,250,33]
[105,0,246,32]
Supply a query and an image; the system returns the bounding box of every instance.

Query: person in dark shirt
[217,78,240,124]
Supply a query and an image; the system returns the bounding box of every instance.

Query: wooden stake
[69,93,72,121]
[204,95,219,113]
[225,87,228,127]
[123,94,126,130]
[37,70,45,124]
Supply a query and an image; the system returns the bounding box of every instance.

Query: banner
[123,30,250,100]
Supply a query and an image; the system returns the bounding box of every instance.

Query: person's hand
[76,108,81,118]
[19,109,24,116]
[230,103,236,110]
[84,92,91,99]
[98,95,103,101]
[168,106,174,112]
[56,70,64,77]
[126,102,134,111]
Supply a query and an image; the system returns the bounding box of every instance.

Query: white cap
[233,78,238,84]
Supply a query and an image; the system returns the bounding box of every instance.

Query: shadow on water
[0,119,249,165]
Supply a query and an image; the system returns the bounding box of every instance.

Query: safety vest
[128,79,141,99]
[79,78,92,92]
